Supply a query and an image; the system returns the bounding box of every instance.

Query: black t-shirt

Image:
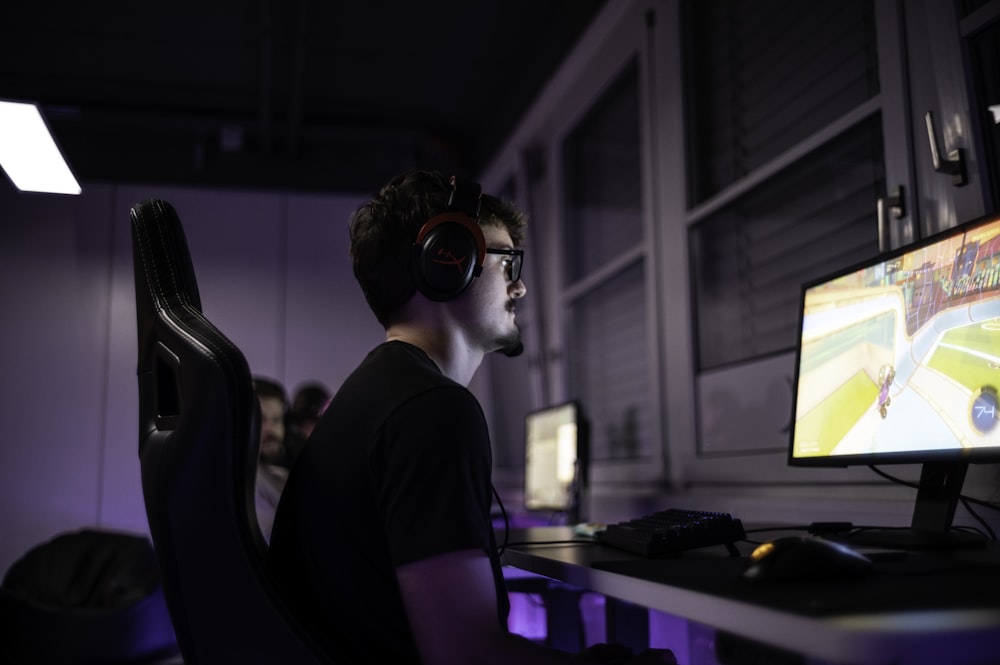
[268,342,509,664]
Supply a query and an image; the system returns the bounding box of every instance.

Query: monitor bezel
[787,212,1000,468]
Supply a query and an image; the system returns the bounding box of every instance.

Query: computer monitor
[524,401,588,522]
[789,213,1000,548]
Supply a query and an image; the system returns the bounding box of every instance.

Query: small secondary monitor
[789,213,1000,547]
[524,401,587,518]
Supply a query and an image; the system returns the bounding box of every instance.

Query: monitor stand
[836,462,987,550]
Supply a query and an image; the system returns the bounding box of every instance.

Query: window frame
[481,0,667,487]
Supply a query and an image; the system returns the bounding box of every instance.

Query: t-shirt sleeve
[374,386,494,566]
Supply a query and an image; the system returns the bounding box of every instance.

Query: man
[253,376,289,543]
[268,170,674,665]
[283,382,331,467]
[254,377,289,467]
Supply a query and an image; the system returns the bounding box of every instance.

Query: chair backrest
[130,199,331,664]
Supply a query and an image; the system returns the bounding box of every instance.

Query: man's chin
[260,444,283,463]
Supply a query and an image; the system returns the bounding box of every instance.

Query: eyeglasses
[485,248,524,282]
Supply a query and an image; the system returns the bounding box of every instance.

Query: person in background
[252,376,289,543]
[283,382,331,468]
[268,170,675,665]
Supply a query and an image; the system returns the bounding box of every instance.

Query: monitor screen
[790,214,1000,466]
[788,213,1000,548]
[524,401,587,515]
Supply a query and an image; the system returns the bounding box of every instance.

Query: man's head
[349,170,527,330]
[289,383,330,440]
[252,377,287,465]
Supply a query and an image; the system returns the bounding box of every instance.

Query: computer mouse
[742,536,873,582]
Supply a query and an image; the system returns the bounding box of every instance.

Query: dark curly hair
[349,169,527,328]
[252,376,287,407]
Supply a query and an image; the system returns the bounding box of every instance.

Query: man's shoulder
[367,340,437,367]
[357,342,461,393]
[327,342,472,426]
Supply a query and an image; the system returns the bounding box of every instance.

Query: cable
[504,539,598,548]
[959,500,996,541]
[739,525,813,545]
[868,465,1000,511]
[742,525,813,535]
[867,465,918,489]
[868,465,999,541]
[492,484,510,557]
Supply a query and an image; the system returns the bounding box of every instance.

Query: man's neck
[385,323,484,386]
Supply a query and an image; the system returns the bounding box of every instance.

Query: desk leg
[605,598,649,652]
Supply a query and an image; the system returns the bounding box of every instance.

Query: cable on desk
[846,523,994,542]
[739,525,812,546]
[503,539,600,549]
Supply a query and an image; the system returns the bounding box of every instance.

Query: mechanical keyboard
[595,508,746,556]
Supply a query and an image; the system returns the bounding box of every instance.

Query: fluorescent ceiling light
[0,100,81,195]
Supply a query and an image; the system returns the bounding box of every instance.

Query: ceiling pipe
[257,0,275,154]
[286,0,311,156]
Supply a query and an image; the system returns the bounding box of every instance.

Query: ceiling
[0,1,606,194]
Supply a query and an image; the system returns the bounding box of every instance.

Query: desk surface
[500,526,1000,665]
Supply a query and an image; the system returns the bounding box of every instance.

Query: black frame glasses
[485,248,524,282]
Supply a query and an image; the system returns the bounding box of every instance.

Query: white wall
[0,180,386,576]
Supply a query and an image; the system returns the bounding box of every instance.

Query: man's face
[258,396,286,464]
[459,224,527,355]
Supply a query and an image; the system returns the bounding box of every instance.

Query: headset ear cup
[413,214,485,301]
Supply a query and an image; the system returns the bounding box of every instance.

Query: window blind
[683,0,879,204]
[562,60,651,461]
[563,59,642,283]
[690,115,885,369]
[568,261,653,461]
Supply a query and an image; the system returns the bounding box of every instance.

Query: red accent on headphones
[414,212,487,275]
[411,177,487,301]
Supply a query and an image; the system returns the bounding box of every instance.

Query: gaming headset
[412,175,487,301]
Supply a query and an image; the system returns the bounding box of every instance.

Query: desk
[500,526,1000,665]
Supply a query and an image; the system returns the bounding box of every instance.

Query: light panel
[0,100,81,195]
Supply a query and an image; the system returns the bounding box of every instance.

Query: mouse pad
[590,555,1000,616]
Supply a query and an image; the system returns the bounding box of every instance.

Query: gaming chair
[130,199,332,664]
